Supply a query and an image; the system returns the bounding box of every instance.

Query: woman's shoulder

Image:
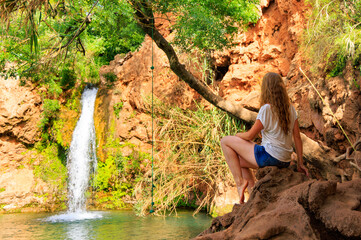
[259,104,271,112]
[260,103,271,109]
[289,104,297,118]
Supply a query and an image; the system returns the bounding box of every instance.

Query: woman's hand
[297,164,309,177]
[235,120,263,141]
[235,132,246,139]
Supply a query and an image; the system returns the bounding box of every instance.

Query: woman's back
[257,104,297,162]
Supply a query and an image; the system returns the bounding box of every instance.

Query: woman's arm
[293,119,309,176]
[236,119,263,141]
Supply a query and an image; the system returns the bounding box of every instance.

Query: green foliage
[103,72,117,88]
[93,128,150,209]
[328,53,346,77]
[60,67,77,90]
[33,144,67,192]
[352,78,360,90]
[135,98,245,215]
[113,102,124,119]
[153,0,260,51]
[0,187,5,193]
[48,80,63,98]
[0,0,144,91]
[90,0,145,63]
[94,154,117,191]
[304,0,361,76]
[39,99,61,132]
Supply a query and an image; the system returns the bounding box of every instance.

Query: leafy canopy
[146,0,260,51]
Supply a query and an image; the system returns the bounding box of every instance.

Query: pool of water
[0,210,211,240]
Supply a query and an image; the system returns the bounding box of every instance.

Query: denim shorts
[254,144,290,168]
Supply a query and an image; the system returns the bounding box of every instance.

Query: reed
[134,98,245,216]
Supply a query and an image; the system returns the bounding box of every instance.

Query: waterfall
[45,87,102,222]
[67,87,98,212]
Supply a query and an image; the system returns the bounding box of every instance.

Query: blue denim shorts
[254,144,290,168]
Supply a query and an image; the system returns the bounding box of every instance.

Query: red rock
[194,167,361,239]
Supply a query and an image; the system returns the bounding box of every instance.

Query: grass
[303,0,361,76]
[134,98,245,216]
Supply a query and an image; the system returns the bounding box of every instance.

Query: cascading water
[46,87,102,222]
[67,87,98,213]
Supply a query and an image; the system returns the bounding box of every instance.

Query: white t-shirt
[256,104,297,162]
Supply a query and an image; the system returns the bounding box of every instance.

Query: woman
[220,72,309,204]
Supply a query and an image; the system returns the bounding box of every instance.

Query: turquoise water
[0,210,211,240]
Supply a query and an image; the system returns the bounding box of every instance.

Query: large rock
[0,77,48,212]
[195,167,361,239]
[216,0,309,103]
[0,78,41,146]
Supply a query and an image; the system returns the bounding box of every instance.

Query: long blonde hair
[260,72,291,134]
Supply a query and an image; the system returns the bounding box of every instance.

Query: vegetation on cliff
[304,0,361,81]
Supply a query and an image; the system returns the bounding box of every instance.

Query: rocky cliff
[0,77,47,211]
[195,166,361,240]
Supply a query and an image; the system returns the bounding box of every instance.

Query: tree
[1,0,260,123]
[126,0,260,124]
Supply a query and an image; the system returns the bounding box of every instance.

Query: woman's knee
[220,136,233,147]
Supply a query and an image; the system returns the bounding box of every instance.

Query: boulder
[195,166,361,240]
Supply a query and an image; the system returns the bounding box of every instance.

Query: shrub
[134,98,246,216]
[39,99,60,130]
[60,67,76,90]
[304,0,361,76]
[113,102,124,119]
[103,72,117,88]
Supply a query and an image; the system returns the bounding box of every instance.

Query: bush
[60,67,76,90]
[134,98,246,216]
[103,72,117,88]
[33,144,67,192]
[304,0,361,76]
[39,99,61,143]
[113,102,124,119]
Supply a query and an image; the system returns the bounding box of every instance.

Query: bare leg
[221,136,258,203]
[241,167,255,200]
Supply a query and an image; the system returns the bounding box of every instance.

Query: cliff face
[0,77,45,211]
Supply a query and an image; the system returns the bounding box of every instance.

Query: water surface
[0,210,211,240]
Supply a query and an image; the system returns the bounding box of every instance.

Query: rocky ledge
[195,166,361,240]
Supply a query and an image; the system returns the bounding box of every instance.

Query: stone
[240,91,260,111]
[194,167,361,240]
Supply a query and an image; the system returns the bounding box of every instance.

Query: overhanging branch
[128,0,257,124]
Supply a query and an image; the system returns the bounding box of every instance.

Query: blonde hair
[260,72,291,134]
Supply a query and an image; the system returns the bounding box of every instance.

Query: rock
[210,181,241,217]
[240,91,260,111]
[326,76,348,105]
[0,77,46,212]
[194,167,361,239]
[0,78,41,145]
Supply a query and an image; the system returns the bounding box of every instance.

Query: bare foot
[236,180,248,204]
[247,182,255,194]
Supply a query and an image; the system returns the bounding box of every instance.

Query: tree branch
[129,0,257,124]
